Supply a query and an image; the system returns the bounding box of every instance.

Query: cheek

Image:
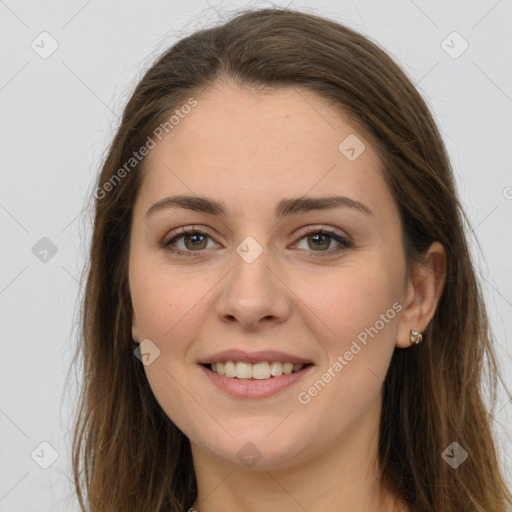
[291,258,403,411]
[292,263,401,429]
[296,260,402,346]
[129,258,212,431]
[129,254,204,341]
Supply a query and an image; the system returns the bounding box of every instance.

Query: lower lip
[199,364,314,399]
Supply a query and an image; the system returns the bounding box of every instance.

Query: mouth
[199,359,315,399]
[201,361,314,380]
[197,349,316,398]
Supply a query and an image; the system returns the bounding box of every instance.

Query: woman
[71,7,512,511]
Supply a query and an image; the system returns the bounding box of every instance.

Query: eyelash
[160,225,352,258]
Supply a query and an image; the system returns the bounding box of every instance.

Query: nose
[214,244,291,331]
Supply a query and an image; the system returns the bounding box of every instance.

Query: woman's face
[129,83,412,469]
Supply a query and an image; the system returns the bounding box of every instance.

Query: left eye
[161,227,352,257]
[293,229,351,253]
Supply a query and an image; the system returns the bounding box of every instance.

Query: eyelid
[293,224,350,242]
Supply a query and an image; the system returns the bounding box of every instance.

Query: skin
[129,81,446,512]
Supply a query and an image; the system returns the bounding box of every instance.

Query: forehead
[137,84,392,220]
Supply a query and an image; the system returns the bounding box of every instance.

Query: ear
[396,241,446,348]
[131,305,140,343]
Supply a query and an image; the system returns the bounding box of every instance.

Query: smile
[199,362,314,399]
[206,361,309,379]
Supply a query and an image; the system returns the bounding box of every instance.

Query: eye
[161,226,219,256]
[161,225,352,257]
[292,226,352,256]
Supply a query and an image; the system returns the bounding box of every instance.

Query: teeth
[270,361,283,377]
[224,361,236,377]
[252,362,271,379]
[236,362,253,379]
[209,361,306,379]
[282,362,293,375]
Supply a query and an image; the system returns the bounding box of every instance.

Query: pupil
[188,234,205,249]
[311,234,328,249]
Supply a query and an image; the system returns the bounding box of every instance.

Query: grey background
[1,0,511,510]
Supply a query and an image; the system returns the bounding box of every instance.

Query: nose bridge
[229,234,276,303]
[215,233,290,328]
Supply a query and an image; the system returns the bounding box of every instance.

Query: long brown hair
[70,7,512,511]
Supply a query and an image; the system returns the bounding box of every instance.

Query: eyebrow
[145,194,373,219]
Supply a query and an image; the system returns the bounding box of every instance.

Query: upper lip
[198,349,314,365]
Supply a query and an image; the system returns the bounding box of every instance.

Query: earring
[410,329,423,344]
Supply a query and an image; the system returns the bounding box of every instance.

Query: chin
[197,425,313,470]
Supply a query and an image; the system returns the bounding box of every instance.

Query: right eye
[161,227,219,256]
